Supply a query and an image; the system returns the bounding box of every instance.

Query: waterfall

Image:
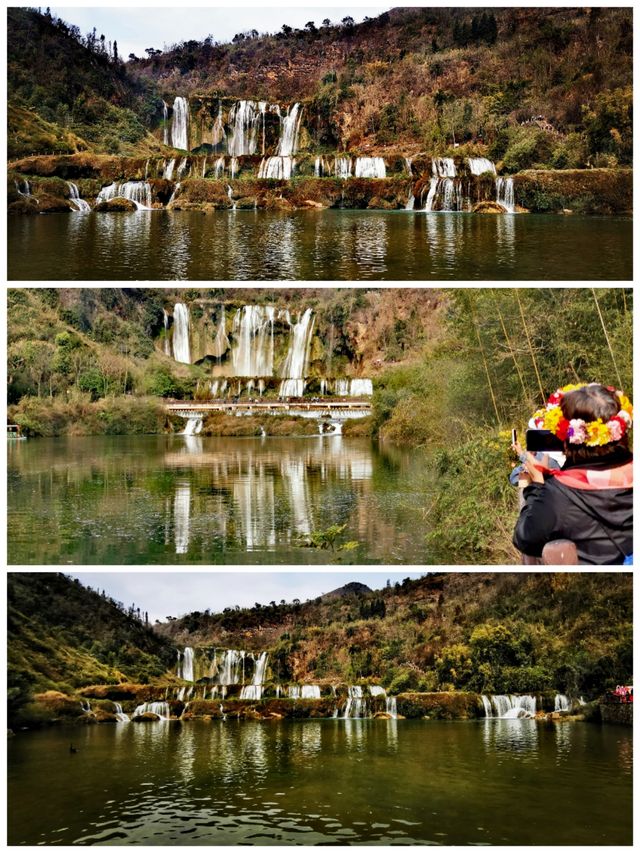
[405,191,415,210]
[171,96,189,150]
[177,157,189,179]
[212,650,245,685]
[490,695,537,718]
[280,308,314,382]
[228,100,262,156]
[214,156,226,178]
[164,159,175,180]
[369,685,386,697]
[163,309,171,356]
[481,695,493,717]
[334,157,352,179]
[113,702,130,722]
[96,181,153,210]
[386,696,398,718]
[277,103,303,156]
[279,379,305,397]
[302,685,321,699]
[334,379,373,397]
[211,306,230,359]
[231,306,275,376]
[239,651,268,700]
[343,686,367,718]
[288,686,301,699]
[496,176,516,212]
[80,699,91,713]
[467,157,496,176]
[181,417,202,436]
[258,156,295,179]
[172,303,191,363]
[432,157,457,177]
[177,647,195,681]
[230,158,239,179]
[163,101,169,145]
[133,701,170,720]
[212,104,226,148]
[67,182,91,211]
[354,157,386,178]
[424,177,462,212]
[554,694,571,712]
[15,178,31,195]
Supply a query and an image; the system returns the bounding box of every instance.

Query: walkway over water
[165,400,372,420]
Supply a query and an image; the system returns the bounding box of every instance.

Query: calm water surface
[8,435,431,564]
[7,720,632,845]
[7,210,632,280]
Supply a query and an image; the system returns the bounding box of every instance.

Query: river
[8,435,431,564]
[7,719,632,845]
[7,210,632,280]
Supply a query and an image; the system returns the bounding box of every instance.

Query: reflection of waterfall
[174,482,191,554]
[282,457,313,535]
[172,303,191,363]
[172,96,189,150]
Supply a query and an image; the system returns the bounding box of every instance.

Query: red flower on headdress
[555,417,570,441]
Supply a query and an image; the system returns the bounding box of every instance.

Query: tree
[305,21,316,33]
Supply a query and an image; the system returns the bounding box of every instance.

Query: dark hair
[561,384,629,464]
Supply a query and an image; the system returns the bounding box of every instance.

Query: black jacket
[513,457,633,565]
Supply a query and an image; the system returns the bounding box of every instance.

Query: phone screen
[526,429,564,453]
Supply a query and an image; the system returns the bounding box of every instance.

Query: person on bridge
[512,383,633,564]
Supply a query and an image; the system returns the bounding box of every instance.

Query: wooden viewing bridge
[165,400,372,420]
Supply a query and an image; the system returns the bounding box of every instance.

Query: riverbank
[8,153,632,215]
[11,686,601,730]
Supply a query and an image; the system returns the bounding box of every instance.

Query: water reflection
[481,719,539,755]
[8,211,633,281]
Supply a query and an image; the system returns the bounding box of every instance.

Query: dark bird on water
[69,744,77,753]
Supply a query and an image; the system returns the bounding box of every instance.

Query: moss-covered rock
[95,197,137,212]
[473,200,507,214]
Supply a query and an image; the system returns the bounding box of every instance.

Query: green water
[7,720,632,845]
[7,210,632,280]
[8,435,431,564]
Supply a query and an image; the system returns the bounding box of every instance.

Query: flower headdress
[533,383,633,447]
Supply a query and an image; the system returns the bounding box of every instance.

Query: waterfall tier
[67,182,91,211]
[482,694,537,718]
[133,701,170,720]
[171,97,189,150]
[96,181,153,210]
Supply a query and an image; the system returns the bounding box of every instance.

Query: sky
[52,6,390,59]
[69,571,427,622]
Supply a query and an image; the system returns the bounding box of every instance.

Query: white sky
[50,7,390,59]
[68,571,427,622]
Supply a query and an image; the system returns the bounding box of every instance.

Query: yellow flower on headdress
[617,392,634,419]
[585,419,611,447]
[541,406,564,433]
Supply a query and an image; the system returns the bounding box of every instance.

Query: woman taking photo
[513,383,633,564]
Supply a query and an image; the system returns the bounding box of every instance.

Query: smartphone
[525,428,564,453]
[511,428,517,446]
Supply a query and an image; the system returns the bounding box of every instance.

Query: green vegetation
[8,573,176,725]
[8,572,630,728]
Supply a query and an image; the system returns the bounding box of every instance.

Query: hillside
[7,7,632,168]
[8,572,632,729]
[8,572,176,719]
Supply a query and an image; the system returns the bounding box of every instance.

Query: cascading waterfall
[369,685,386,697]
[496,176,516,213]
[214,156,226,178]
[354,157,386,178]
[164,159,176,180]
[15,178,31,195]
[212,105,226,148]
[163,310,171,356]
[484,695,537,718]
[302,685,321,699]
[67,182,91,211]
[258,156,295,179]
[177,647,195,681]
[554,694,571,712]
[133,701,170,720]
[276,103,303,157]
[239,651,269,700]
[232,306,275,376]
[181,417,202,436]
[467,156,497,176]
[386,697,398,718]
[333,378,373,397]
[171,96,189,150]
[97,181,153,210]
[481,695,494,717]
[343,686,367,718]
[80,699,91,713]
[162,101,169,145]
[228,100,262,156]
[177,157,189,179]
[113,702,130,722]
[279,308,314,397]
[334,157,352,179]
[172,303,191,364]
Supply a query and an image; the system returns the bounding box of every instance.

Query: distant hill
[320,581,372,601]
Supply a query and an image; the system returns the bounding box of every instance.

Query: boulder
[95,197,137,212]
[473,200,507,214]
